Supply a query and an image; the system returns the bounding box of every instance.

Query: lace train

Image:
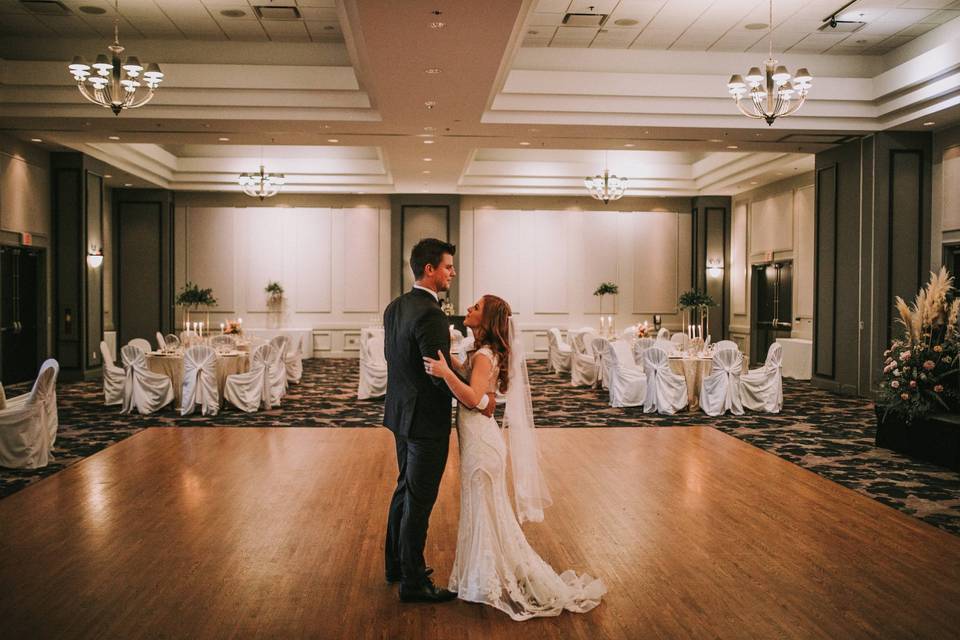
[450,404,606,621]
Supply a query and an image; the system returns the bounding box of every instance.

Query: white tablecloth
[243,328,313,359]
[776,338,812,380]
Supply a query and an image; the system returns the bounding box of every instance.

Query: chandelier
[67,6,163,115]
[239,165,285,200]
[726,0,812,125]
[585,151,627,203]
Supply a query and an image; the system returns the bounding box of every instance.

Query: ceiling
[1,0,959,197]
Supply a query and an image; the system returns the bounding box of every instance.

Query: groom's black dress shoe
[386,566,432,585]
[398,578,456,603]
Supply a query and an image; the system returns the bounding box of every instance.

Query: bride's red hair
[474,294,512,393]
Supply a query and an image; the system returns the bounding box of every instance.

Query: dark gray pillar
[691,196,731,340]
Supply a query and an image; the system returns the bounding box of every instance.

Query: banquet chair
[210,335,236,350]
[546,328,572,374]
[570,330,600,387]
[128,338,153,354]
[267,336,290,405]
[741,343,784,413]
[634,337,655,365]
[654,338,677,354]
[120,344,175,415]
[591,337,611,390]
[0,359,59,469]
[224,343,274,412]
[670,333,690,351]
[656,328,670,340]
[700,348,745,417]
[642,347,688,415]
[181,345,219,416]
[358,333,388,400]
[100,341,125,406]
[714,340,739,352]
[156,331,167,351]
[283,337,303,385]
[606,341,647,408]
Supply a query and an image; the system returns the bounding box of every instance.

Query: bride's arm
[424,350,492,409]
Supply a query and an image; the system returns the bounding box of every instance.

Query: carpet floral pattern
[2,358,958,535]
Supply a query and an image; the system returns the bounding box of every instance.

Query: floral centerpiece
[224,319,243,335]
[878,268,960,423]
[266,281,284,307]
[636,321,653,338]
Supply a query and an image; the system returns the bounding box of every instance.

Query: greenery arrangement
[678,289,716,309]
[175,281,217,309]
[593,282,619,297]
[265,281,284,297]
[878,267,960,423]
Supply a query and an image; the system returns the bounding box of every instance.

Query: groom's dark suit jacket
[383,288,453,440]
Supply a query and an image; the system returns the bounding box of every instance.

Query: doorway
[751,261,792,367]
[1,245,45,384]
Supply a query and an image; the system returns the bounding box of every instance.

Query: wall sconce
[707,258,723,279]
[87,248,104,268]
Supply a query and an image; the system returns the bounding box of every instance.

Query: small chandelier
[67,5,163,115]
[239,165,285,200]
[727,0,811,126]
[584,152,626,203]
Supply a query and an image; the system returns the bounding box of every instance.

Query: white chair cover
[156,331,167,351]
[634,337,655,366]
[591,337,611,390]
[100,340,125,406]
[546,328,572,374]
[128,338,153,354]
[358,333,387,399]
[605,340,647,408]
[224,343,274,412]
[656,328,670,340]
[670,332,690,351]
[181,345,219,416]
[267,336,289,405]
[714,340,738,352]
[700,348,745,416]
[741,343,784,413]
[0,359,59,469]
[621,326,637,341]
[642,347,688,415]
[654,338,677,354]
[120,344,174,415]
[210,335,236,350]
[570,329,600,387]
[283,338,303,384]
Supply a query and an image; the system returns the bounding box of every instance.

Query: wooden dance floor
[1,426,959,639]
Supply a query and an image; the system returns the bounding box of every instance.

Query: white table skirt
[775,338,812,380]
[243,328,313,360]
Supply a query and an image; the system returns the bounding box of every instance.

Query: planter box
[875,406,960,471]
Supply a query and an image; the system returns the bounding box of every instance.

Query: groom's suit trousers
[385,432,449,586]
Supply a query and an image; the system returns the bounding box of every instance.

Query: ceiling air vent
[19,0,71,15]
[253,5,301,20]
[562,12,608,27]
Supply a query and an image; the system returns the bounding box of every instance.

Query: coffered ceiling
[1,0,959,196]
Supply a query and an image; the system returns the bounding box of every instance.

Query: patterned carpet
[2,358,959,536]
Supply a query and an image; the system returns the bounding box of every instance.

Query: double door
[1,246,44,384]
[751,261,792,367]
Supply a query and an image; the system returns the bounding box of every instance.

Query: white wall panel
[341,207,380,313]
[749,192,793,255]
[731,202,748,315]
[579,211,620,314]
[245,208,284,312]
[474,209,528,313]
[943,147,960,232]
[294,208,332,313]
[795,186,815,319]
[186,207,237,312]
[633,211,678,313]
[533,210,568,313]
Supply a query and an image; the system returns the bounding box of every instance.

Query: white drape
[121,344,174,415]
[642,347,688,415]
[128,338,153,354]
[741,343,784,413]
[0,359,59,469]
[714,340,738,352]
[100,341,124,406]
[224,343,274,412]
[605,340,647,408]
[634,337,655,366]
[700,348,745,416]
[181,345,220,416]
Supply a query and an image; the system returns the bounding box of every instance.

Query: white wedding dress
[450,347,606,620]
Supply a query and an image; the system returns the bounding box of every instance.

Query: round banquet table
[668,356,714,411]
[145,351,250,405]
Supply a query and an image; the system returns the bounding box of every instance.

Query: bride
[423,294,606,620]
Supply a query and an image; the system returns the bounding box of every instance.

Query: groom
[382,238,495,603]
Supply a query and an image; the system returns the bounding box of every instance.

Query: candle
[220,322,225,334]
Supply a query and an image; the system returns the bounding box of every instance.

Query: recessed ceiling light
[424,100,436,109]
[124,183,132,187]
[708,138,723,143]
[79,5,106,14]
[614,18,639,26]
[745,22,768,30]
[726,145,739,149]
[430,21,445,29]
[327,138,339,143]
[750,181,758,185]
[519,141,530,146]
[423,139,434,144]
[422,170,431,174]
[923,121,935,127]
[424,67,442,74]
[624,143,635,147]
[30,138,42,142]
[108,135,120,140]
[423,157,432,161]
[218,137,230,141]
[528,128,539,133]
[776,172,783,176]
[220,9,245,18]
[423,126,435,131]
